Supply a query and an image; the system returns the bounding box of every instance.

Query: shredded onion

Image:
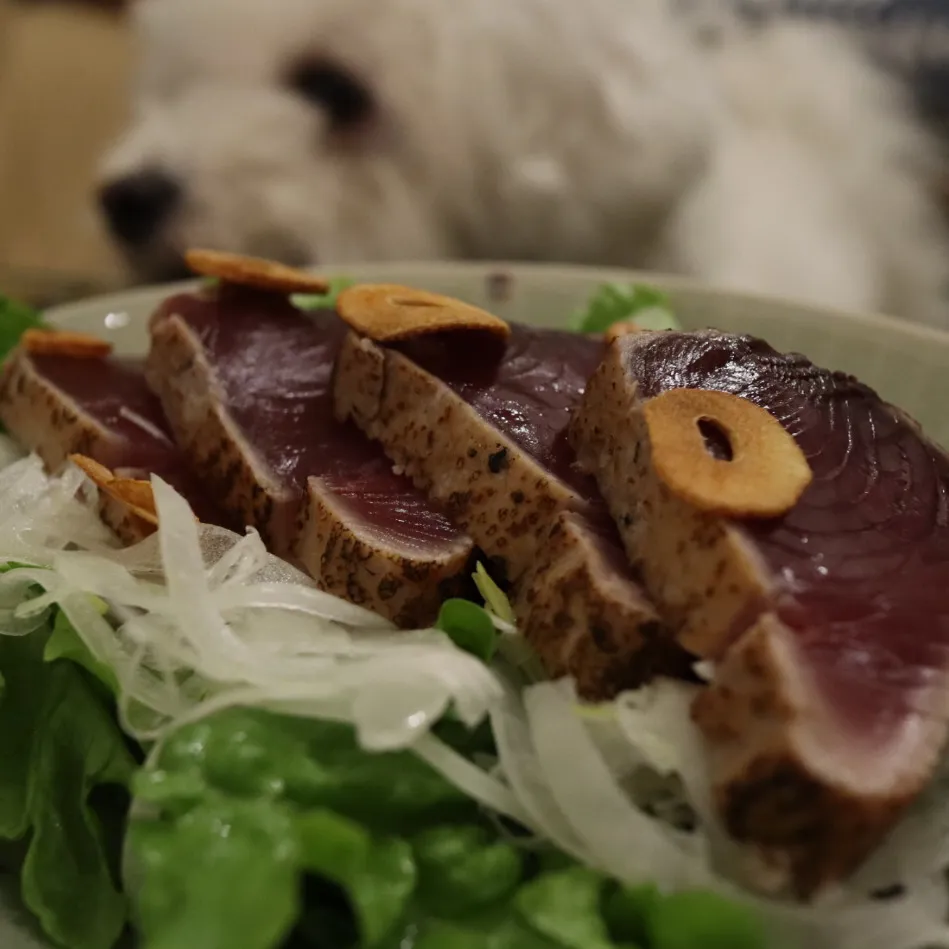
[489,677,595,865]
[523,680,710,888]
[0,458,501,750]
[412,731,530,825]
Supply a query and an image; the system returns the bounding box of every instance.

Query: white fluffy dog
[99,0,949,324]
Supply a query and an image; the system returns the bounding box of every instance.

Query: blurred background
[3,0,949,311]
[0,0,131,307]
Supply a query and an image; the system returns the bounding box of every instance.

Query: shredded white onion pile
[2,447,949,949]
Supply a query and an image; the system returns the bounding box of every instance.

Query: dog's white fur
[102,0,949,324]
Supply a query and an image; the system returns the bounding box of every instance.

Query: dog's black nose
[99,170,181,246]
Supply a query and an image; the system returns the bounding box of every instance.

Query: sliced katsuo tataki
[0,329,229,541]
[570,327,949,897]
[145,280,475,627]
[332,284,685,697]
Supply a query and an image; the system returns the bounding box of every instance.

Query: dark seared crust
[334,331,681,697]
[515,511,688,698]
[148,314,476,628]
[99,494,157,545]
[146,313,294,550]
[0,349,109,469]
[333,331,584,584]
[0,349,155,545]
[692,615,918,898]
[297,477,474,628]
[568,335,771,658]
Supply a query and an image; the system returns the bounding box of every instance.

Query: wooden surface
[0,0,133,293]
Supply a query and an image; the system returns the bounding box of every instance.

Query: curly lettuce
[0,609,135,949]
[126,709,763,949]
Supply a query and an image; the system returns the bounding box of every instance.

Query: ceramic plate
[4,261,949,948]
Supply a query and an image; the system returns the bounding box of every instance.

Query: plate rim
[42,260,949,349]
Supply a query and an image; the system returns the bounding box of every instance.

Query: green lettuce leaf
[21,662,134,949]
[410,912,558,949]
[0,296,44,362]
[643,889,765,949]
[132,709,478,838]
[515,867,615,949]
[571,284,680,335]
[127,710,451,949]
[0,620,135,949]
[136,709,477,831]
[125,703,763,949]
[436,599,497,661]
[125,709,608,949]
[291,277,356,311]
[0,634,45,841]
[295,809,416,945]
[0,296,45,435]
[412,824,522,917]
[128,796,300,949]
[44,609,120,698]
[472,563,516,626]
[602,881,658,945]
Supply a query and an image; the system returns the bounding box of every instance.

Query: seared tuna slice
[0,343,227,540]
[146,285,474,627]
[333,325,686,697]
[570,328,949,896]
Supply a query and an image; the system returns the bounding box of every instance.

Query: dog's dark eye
[287,60,374,131]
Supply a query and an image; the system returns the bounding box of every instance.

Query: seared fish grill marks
[570,328,949,896]
[332,323,690,697]
[145,285,475,627]
[0,343,229,541]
